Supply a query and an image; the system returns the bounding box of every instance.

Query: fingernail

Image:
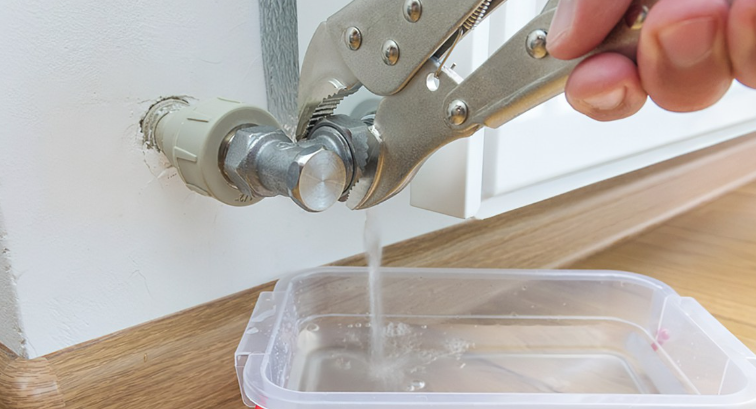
[583,87,627,111]
[547,0,577,49]
[658,17,717,68]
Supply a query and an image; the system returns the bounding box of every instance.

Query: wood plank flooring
[570,182,756,351]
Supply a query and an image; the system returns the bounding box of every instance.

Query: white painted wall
[0,0,458,358]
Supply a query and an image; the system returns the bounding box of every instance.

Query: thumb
[547,0,633,60]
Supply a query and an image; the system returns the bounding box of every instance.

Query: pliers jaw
[295,22,362,139]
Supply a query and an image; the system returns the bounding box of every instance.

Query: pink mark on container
[652,328,671,352]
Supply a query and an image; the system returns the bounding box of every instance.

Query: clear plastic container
[235,268,756,408]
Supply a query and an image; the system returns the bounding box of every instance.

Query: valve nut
[287,147,347,212]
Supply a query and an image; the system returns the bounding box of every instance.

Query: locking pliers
[296,0,657,210]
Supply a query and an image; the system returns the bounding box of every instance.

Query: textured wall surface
[0,0,457,358]
[0,211,24,357]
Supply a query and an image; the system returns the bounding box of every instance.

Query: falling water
[291,208,474,392]
[364,208,385,363]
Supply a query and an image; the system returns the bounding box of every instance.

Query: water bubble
[521,285,528,291]
[306,323,320,332]
[420,324,428,329]
[459,363,467,369]
[385,322,412,337]
[347,324,354,328]
[562,303,568,307]
[355,323,362,328]
[406,380,426,392]
[335,357,352,370]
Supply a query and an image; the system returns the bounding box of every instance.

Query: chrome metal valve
[219,114,372,212]
[222,124,355,212]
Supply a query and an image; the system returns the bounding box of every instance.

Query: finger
[638,0,733,112]
[565,53,647,121]
[728,0,756,88]
[547,0,633,60]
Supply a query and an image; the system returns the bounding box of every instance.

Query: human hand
[547,0,756,121]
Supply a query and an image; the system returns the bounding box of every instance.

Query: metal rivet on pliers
[447,100,468,126]
[403,0,422,22]
[526,29,549,59]
[382,40,400,65]
[345,27,362,51]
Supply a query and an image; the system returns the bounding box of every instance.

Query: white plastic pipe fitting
[143,97,280,206]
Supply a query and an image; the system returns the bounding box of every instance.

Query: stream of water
[293,209,477,392]
[364,208,385,363]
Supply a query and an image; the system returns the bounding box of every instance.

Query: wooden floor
[570,181,756,351]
